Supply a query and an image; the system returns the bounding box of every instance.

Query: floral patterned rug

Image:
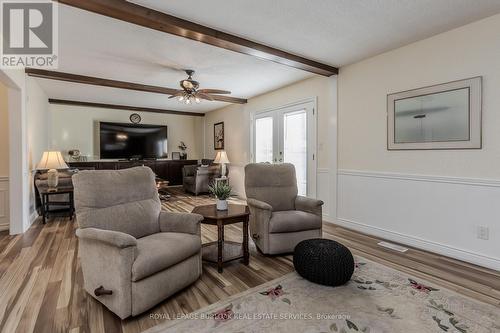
[144,257,500,333]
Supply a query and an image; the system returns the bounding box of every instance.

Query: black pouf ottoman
[293,238,354,286]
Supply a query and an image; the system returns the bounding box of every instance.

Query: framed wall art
[214,122,224,150]
[387,77,482,150]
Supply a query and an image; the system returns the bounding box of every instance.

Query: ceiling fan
[168,70,231,104]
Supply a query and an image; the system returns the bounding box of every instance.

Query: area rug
[144,257,500,333]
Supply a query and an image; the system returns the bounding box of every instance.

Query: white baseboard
[0,177,8,231]
[336,217,500,271]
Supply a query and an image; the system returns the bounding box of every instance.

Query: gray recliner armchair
[183,164,221,195]
[73,167,203,319]
[244,163,323,255]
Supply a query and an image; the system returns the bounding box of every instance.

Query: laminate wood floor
[0,187,498,333]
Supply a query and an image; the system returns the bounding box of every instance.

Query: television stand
[68,159,198,186]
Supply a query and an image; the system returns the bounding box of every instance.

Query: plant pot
[216,199,228,211]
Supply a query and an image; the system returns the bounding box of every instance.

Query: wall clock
[130,113,141,124]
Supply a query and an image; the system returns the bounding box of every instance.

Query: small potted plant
[178,141,187,160]
[209,181,232,210]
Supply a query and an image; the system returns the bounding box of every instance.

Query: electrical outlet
[477,226,489,240]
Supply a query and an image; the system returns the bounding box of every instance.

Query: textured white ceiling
[38,1,500,113]
[132,0,500,66]
[39,4,313,113]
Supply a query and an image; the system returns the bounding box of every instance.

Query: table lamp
[214,151,230,178]
[37,151,69,188]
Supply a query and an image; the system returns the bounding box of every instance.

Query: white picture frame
[387,77,482,150]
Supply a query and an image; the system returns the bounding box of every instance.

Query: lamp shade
[214,151,230,164]
[36,151,69,170]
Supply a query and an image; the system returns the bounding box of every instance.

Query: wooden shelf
[202,241,244,263]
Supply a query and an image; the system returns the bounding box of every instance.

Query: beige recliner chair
[244,163,324,255]
[73,167,203,319]
[182,164,221,195]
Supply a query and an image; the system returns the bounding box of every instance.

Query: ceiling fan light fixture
[181,80,193,90]
[172,69,231,106]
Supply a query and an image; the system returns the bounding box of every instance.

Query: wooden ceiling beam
[48,99,206,117]
[56,0,338,76]
[25,68,248,104]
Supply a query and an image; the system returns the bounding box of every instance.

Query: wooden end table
[37,185,75,224]
[192,204,250,273]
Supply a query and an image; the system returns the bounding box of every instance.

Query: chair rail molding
[0,176,9,231]
[337,169,500,270]
[338,169,500,187]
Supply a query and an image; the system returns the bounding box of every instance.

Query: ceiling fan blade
[168,91,184,98]
[196,92,214,101]
[198,89,231,94]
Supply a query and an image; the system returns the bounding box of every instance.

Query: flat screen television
[99,122,168,159]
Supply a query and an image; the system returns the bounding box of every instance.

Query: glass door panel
[283,110,307,195]
[255,116,273,163]
[253,101,316,197]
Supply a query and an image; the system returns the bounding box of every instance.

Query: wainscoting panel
[0,177,9,231]
[338,170,500,270]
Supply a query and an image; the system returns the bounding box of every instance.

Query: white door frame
[0,70,28,234]
[250,97,318,198]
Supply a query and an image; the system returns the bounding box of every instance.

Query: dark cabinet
[168,162,186,185]
[116,161,155,170]
[98,161,119,170]
[154,161,170,180]
[68,160,198,186]
[68,162,99,170]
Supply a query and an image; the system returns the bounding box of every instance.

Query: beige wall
[204,75,337,200]
[336,14,500,269]
[338,13,500,178]
[49,104,204,160]
[0,81,8,177]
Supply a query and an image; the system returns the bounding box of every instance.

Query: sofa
[244,163,324,255]
[73,166,204,319]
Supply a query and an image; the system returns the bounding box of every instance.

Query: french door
[253,100,316,197]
